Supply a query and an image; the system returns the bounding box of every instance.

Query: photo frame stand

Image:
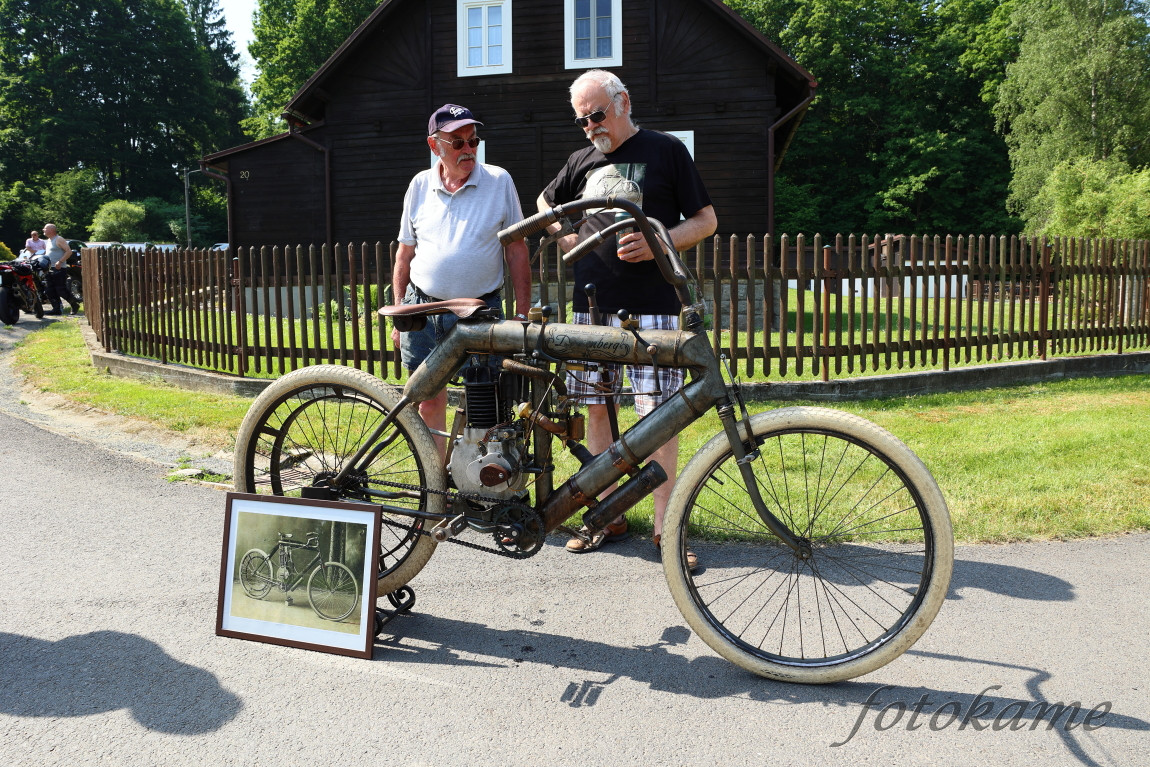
[373,585,417,637]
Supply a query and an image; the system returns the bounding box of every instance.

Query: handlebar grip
[498,208,560,245]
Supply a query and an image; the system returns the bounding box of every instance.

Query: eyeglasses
[574,106,610,128]
[434,136,482,150]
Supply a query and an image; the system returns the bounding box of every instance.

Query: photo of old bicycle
[238,529,360,622]
[232,195,955,683]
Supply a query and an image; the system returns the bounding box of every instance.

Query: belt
[412,283,501,303]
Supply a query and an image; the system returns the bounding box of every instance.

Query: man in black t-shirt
[537,70,717,565]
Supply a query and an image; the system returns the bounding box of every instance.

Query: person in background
[24,230,46,257]
[40,223,80,315]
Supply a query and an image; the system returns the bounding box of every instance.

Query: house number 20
[240,170,251,179]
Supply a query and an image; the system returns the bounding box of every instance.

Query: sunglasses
[434,136,482,150]
[574,107,610,128]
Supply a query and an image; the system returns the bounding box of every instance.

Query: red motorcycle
[0,259,45,325]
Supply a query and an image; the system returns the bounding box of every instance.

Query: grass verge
[12,320,1149,543]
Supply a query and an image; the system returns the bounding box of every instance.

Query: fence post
[1039,236,1050,360]
[821,243,831,382]
[234,249,248,377]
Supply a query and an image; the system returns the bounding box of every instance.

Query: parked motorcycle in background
[0,258,45,325]
[17,247,82,312]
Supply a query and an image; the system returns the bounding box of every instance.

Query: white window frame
[564,0,623,69]
[458,0,513,77]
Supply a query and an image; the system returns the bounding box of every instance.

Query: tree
[183,0,251,153]
[725,0,1021,235]
[245,0,377,138]
[0,0,248,201]
[994,0,1150,229]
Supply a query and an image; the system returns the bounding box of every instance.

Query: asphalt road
[1,319,1147,766]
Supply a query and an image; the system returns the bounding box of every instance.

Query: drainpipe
[288,128,333,245]
[767,88,816,238]
[200,163,232,246]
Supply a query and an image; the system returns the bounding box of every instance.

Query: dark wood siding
[206,0,813,246]
[228,134,327,248]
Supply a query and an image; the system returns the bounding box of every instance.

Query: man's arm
[54,237,72,267]
[504,239,531,316]
[391,243,415,306]
[389,243,416,346]
[536,193,580,253]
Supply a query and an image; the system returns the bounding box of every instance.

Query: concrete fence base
[82,324,1149,404]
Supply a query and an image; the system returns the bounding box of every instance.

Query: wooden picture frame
[216,492,380,659]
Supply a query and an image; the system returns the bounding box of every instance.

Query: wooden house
[201,0,816,248]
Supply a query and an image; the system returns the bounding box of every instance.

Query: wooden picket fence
[85,233,1150,383]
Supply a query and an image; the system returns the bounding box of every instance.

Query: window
[458,0,512,77]
[565,0,622,69]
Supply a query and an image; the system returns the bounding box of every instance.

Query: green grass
[12,321,1149,543]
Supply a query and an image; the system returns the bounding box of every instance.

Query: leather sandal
[653,534,699,572]
[566,518,629,553]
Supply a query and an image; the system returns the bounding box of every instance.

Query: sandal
[566,518,629,553]
[653,534,699,572]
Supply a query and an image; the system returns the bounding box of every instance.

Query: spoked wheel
[234,365,443,594]
[307,562,359,621]
[238,548,273,599]
[663,407,953,684]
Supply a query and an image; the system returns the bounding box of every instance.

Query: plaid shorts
[564,312,684,416]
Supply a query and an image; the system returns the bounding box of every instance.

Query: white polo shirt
[397,162,524,300]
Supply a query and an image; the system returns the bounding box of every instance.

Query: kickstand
[374,585,416,637]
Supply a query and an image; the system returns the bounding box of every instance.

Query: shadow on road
[0,630,242,734]
[948,556,1075,601]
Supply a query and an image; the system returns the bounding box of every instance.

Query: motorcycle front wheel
[663,406,953,684]
[234,365,443,596]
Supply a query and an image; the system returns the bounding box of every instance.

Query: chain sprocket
[374,478,545,559]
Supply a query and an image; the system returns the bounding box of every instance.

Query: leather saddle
[379,298,490,332]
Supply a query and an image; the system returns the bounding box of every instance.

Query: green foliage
[35,169,109,238]
[245,0,377,138]
[1032,157,1150,238]
[0,0,249,215]
[726,0,1021,235]
[90,200,147,242]
[994,0,1150,227]
[139,197,186,243]
[0,241,15,260]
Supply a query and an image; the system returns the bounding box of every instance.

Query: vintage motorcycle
[0,258,45,325]
[232,197,954,683]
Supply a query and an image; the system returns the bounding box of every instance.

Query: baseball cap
[428,104,483,136]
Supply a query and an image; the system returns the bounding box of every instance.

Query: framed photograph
[216,492,381,659]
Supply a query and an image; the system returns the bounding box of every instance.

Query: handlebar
[498,196,695,308]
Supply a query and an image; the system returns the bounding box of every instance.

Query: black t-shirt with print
[541,128,712,315]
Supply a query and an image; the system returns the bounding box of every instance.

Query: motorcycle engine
[447,366,530,501]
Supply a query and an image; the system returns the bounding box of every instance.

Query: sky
[218,0,258,88]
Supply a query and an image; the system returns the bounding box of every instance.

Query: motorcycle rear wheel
[0,286,19,326]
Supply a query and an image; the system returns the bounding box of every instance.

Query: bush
[1033,158,1150,239]
[90,200,147,242]
[0,241,15,260]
